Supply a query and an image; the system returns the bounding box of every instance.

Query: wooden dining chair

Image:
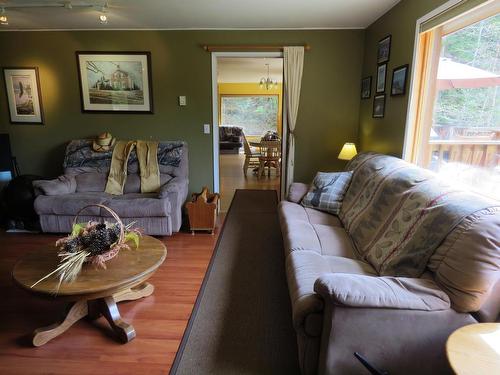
[258,140,281,178]
[242,133,262,176]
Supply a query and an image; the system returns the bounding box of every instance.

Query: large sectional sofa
[33,140,189,236]
[279,152,500,374]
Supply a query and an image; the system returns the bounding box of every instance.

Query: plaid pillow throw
[301,171,353,214]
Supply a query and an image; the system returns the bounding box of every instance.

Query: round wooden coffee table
[446,323,500,374]
[12,235,166,346]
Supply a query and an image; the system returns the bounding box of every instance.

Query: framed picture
[373,94,386,118]
[377,35,391,64]
[391,64,409,96]
[376,64,387,93]
[3,67,44,124]
[361,76,372,99]
[76,51,153,113]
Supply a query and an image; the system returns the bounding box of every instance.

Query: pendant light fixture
[260,63,278,90]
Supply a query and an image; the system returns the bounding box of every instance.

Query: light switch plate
[204,124,211,134]
[179,96,187,106]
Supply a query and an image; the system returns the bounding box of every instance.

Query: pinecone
[64,237,82,253]
[95,223,106,231]
[87,227,113,255]
[108,224,120,243]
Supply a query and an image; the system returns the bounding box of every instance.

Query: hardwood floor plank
[0,215,224,375]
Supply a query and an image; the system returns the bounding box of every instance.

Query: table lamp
[338,143,357,160]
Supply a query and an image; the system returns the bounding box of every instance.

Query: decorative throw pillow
[301,171,353,214]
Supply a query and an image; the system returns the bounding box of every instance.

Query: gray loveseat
[33,140,189,236]
[279,153,499,374]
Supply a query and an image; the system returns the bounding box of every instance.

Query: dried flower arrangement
[31,204,141,291]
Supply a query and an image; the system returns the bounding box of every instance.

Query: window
[220,95,279,136]
[406,3,500,199]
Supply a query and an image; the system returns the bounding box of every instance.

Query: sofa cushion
[301,171,352,215]
[75,172,107,192]
[428,207,500,313]
[279,202,346,256]
[34,192,107,215]
[102,193,170,218]
[281,220,322,254]
[304,208,342,226]
[33,175,76,196]
[123,173,173,194]
[279,200,311,222]
[286,251,376,333]
[312,224,357,258]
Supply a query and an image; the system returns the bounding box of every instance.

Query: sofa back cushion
[428,207,500,314]
[75,172,107,192]
[339,152,498,278]
[64,139,188,193]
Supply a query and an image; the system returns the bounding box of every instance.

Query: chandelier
[260,64,278,90]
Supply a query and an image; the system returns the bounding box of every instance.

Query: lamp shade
[338,143,357,160]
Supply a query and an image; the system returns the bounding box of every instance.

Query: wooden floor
[219,153,280,212]
[0,217,224,375]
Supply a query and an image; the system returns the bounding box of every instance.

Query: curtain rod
[202,44,311,52]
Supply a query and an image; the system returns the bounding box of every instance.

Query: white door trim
[211,51,284,195]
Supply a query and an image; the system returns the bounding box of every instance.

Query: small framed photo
[376,64,387,93]
[3,67,44,124]
[361,76,372,99]
[373,94,386,118]
[391,64,409,96]
[76,51,153,113]
[377,35,391,64]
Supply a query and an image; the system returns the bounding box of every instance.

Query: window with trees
[405,2,499,199]
[220,95,279,136]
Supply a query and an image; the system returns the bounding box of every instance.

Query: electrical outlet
[179,96,187,106]
[204,124,211,134]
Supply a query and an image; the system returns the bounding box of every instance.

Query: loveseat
[279,152,499,374]
[33,140,188,236]
[219,126,243,154]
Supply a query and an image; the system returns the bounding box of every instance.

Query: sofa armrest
[158,176,189,233]
[32,175,76,196]
[158,176,188,198]
[287,182,309,203]
[314,273,450,311]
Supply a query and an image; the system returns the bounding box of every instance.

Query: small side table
[446,323,500,374]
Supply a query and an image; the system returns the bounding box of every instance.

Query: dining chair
[258,140,281,178]
[242,133,262,177]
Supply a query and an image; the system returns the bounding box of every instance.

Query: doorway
[212,53,285,212]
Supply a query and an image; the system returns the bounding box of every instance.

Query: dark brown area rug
[170,189,300,375]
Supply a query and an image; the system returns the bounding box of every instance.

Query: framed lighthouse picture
[76,52,153,113]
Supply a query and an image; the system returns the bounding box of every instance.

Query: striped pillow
[301,171,353,215]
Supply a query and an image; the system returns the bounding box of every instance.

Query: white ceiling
[0,0,400,30]
[217,58,283,83]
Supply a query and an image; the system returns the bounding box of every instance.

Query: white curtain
[284,46,304,193]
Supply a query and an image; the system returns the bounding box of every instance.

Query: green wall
[358,0,449,156]
[0,30,364,191]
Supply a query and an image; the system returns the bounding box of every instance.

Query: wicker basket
[73,204,125,263]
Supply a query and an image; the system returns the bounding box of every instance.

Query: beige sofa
[278,153,499,374]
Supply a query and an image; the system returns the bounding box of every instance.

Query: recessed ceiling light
[99,14,108,24]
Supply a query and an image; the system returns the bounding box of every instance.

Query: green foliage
[125,232,140,248]
[71,223,86,237]
[433,14,499,130]
[221,96,278,136]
